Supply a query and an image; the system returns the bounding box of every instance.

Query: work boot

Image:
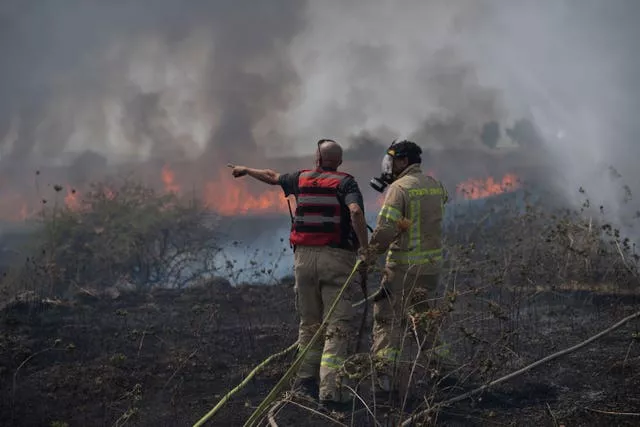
[292,377,319,401]
[373,374,401,407]
[318,398,354,413]
[319,385,353,410]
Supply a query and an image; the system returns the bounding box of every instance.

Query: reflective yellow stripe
[378,204,402,222]
[387,248,443,265]
[376,347,401,362]
[386,185,444,266]
[320,353,344,370]
[409,199,420,250]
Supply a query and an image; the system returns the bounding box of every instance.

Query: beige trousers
[294,245,357,402]
[370,265,440,393]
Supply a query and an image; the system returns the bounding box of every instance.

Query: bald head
[317,139,343,169]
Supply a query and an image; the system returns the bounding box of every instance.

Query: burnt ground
[0,280,639,427]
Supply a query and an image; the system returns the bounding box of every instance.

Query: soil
[1,280,639,427]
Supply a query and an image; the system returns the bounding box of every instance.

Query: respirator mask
[369,152,395,193]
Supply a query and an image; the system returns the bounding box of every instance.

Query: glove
[357,246,376,272]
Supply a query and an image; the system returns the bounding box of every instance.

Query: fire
[162,164,181,194]
[203,170,290,216]
[0,167,521,223]
[64,187,81,210]
[19,204,28,221]
[456,173,520,200]
[104,187,116,200]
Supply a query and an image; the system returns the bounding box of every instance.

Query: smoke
[0,0,307,167]
[1,0,640,239]
[476,0,640,235]
[283,0,640,237]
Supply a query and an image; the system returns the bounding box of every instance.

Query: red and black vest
[289,168,355,250]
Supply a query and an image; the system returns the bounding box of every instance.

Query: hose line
[192,259,363,427]
[192,341,299,427]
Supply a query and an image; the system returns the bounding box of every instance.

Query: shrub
[10,178,221,296]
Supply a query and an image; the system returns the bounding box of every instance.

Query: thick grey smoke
[0,0,306,167]
[1,0,640,238]
[284,0,640,236]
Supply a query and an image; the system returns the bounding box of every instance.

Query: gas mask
[369,153,395,193]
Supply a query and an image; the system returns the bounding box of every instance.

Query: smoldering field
[1,1,640,426]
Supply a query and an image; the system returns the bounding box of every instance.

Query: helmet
[386,140,422,163]
[369,139,422,193]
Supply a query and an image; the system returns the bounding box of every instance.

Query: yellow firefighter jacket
[369,163,448,273]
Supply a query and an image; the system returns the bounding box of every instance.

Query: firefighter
[229,139,368,410]
[360,139,449,400]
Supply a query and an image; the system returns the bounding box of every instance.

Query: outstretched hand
[227,163,248,178]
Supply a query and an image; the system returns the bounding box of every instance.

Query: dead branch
[281,399,348,426]
[401,310,640,426]
[267,400,285,427]
[585,407,640,417]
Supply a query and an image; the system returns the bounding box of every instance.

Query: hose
[192,342,298,427]
[243,259,362,427]
[192,259,363,427]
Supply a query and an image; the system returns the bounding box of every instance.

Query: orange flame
[203,170,290,216]
[64,187,81,211]
[0,169,521,223]
[456,174,519,200]
[19,203,28,221]
[104,187,116,200]
[162,164,181,194]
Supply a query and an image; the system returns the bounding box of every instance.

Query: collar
[396,163,422,180]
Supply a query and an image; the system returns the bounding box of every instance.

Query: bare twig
[585,407,640,416]
[137,328,148,358]
[162,349,198,390]
[284,399,349,426]
[615,239,638,278]
[267,400,285,427]
[344,385,382,427]
[546,402,559,427]
[401,310,640,426]
[12,346,58,402]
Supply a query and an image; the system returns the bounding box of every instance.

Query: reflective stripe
[297,195,339,205]
[300,171,349,181]
[321,353,344,370]
[376,347,400,362]
[387,248,443,265]
[378,204,402,222]
[409,199,420,250]
[386,184,443,266]
[294,216,340,224]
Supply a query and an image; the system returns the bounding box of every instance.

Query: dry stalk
[162,348,198,390]
[546,402,559,427]
[266,400,285,427]
[585,407,640,417]
[282,399,349,426]
[401,310,640,426]
[12,345,60,404]
[343,385,382,427]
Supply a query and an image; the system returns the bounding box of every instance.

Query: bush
[11,178,221,296]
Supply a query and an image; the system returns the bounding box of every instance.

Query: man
[229,139,368,409]
[360,139,448,399]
